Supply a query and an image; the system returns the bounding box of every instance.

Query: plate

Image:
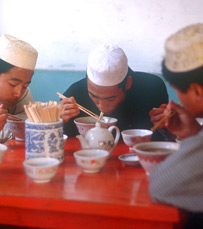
[63,134,68,142]
[118,153,140,167]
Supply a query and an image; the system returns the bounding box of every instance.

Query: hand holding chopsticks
[57,92,103,122]
[0,103,24,121]
[151,110,175,132]
[151,101,181,132]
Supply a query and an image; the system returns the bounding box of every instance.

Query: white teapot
[76,122,120,156]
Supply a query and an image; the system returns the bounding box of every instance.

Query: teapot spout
[76,135,90,149]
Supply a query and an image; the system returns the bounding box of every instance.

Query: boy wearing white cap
[0,34,38,142]
[149,23,203,222]
[60,44,169,138]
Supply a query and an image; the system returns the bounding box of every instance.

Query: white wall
[0,0,202,73]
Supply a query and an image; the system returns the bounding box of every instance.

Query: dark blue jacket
[63,68,168,140]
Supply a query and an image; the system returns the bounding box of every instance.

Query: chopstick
[57,92,100,121]
[7,114,24,121]
[151,111,175,132]
[98,112,104,122]
[151,101,181,132]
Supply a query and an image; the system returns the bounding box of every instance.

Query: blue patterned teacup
[25,119,64,163]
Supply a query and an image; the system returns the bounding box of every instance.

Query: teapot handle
[108,126,120,146]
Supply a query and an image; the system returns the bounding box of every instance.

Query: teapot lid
[85,121,110,136]
[95,122,101,127]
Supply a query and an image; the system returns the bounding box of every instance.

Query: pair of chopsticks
[57,92,102,122]
[7,114,24,121]
[151,101,181,132]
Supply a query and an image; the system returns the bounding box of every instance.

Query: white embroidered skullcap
[0,34,38,70]
[87,44,128,86]
[165,23,203,72]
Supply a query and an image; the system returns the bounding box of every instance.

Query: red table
[0,138,186,228]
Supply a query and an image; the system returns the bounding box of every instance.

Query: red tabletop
[0,138,186,228]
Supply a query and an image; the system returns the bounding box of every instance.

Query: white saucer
[118,153,140,167]
[63,134,68,142]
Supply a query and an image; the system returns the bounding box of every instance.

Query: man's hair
[162,61,203,93]
[0,59,15,74]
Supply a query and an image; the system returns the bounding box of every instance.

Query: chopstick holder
[23,107,34,122]
[24,101,65,123]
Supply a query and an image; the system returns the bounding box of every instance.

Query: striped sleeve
[149,130,203,212]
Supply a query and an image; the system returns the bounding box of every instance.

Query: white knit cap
[0,34,38,70]
[165,23,203,72]
[87,44,128,86]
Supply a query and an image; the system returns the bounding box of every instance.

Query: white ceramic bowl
[121,129,153,148]
[23,158,60,183]
[196,117,203,126]
[0,144,8,163]
[74,149,109,173]
[74,116,118,136]
[6,119,25,141]
[132,141,180,175]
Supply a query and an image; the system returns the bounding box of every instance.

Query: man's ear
[190,83,203,102]
[125,76,132,90]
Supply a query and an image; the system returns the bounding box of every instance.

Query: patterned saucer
[118,153,140,167]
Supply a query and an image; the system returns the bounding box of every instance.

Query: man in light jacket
[0,34,38,142]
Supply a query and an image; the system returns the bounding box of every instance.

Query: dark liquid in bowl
[142,148,177,153]
[83,122,96,124]
[82,121,106,124]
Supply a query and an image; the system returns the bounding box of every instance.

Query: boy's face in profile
[173,83,203,117]
[0,67,33,108]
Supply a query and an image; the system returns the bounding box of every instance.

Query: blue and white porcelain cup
[25,119,64,163]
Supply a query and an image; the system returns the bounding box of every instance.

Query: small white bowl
[74,116,118,136]
[121,129,153,148]
[6,119,25,141]
[132,141,179,175]
[0,144,8,163]
[196,117,203,126]
[73,149,109,173]
[23,158,60,183]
